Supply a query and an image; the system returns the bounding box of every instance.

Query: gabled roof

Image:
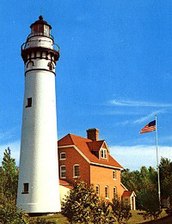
[122,190,136,197]
[87,140,108,152]
[58,134,123,169]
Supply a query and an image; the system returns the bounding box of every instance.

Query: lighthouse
[17,16,61,213]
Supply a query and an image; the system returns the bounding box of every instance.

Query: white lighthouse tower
[17,16,61,213]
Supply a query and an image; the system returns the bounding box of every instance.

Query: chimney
[86,128,99,141]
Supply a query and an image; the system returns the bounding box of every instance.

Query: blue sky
[1,0,172,170]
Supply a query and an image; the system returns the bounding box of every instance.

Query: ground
[35,210,172,223]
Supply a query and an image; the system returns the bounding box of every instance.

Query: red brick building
[58,128,136,209]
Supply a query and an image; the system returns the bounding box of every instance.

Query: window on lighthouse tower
[22,183,29,194]
[26,97,32,108]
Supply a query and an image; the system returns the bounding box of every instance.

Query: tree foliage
[111,196,131,224]
[0,194,28,224]
[138,188,161,220]
[159,158,172,201]
[62,181,132,224]
[0,148,26,224]
[122,157,172,211]
[61,181,116,224]
[122,164,161,220]
[0,147,18,202]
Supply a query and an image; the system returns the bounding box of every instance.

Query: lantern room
[30,15,52,37]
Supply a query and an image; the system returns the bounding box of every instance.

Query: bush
[111,196,131,224]
[61,181,115,224]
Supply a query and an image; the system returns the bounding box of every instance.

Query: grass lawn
[31,213,69,224]
[127,209,168,224]
[33,210,170,224]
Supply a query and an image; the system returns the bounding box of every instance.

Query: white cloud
[109,99,172,108]
[133,110,164,124]
[0,140,20,166]
[110,145,172,171]
[114,111,160,127]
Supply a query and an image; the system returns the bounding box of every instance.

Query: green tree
[0,148,27,224]
[0,147,18,201]
[122,166,158,210]
[0,194,28,224]
[61,181,115,224]
[139,188,161,220]
[111,196,131,224]
[159,157,172,204]
[91,200,115,224]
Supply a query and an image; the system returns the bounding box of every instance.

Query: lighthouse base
[17,202,61,214]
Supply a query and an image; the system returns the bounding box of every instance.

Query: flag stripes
[140,120,156,134]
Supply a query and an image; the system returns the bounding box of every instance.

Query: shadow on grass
[140,215,172,224]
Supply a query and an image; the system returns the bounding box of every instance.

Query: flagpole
[155,114,161,209]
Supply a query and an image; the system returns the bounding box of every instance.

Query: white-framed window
[60,165,66,179]
[73,164,80,178]
[113,187,117,198]
[113,170,117,179]
[96,185,100,195]
[105,185,109,198]
[60,152,66,160]
[100,148,107,159]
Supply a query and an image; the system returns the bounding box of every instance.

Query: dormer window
[100,148,107,159]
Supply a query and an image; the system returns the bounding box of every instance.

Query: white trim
[105,185,109,199]
[120,183,128,191]
[95,184,100,195]
[113,170,117,179]
[58,145,75,148]
[100,148,107,159]
[90,162,123,170]
[58,145,123,170]
[113,186,117,198]
[73,164,80,178]
[59,145,90,163]
[60,165,66,179]
[60,152,66,160]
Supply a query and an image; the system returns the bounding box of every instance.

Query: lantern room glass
[31,24,50,37]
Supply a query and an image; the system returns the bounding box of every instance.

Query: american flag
[140,120,156,134]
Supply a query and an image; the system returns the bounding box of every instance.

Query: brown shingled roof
[58,134,123,169]
[87,140,105,152]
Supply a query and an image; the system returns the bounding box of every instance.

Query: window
[96,185,100,195]
[22,183,29,194]
[100,148,107,159]
[48,62,54,71]
[26,60,34,68]
[113,187,117,198]
[60,165,66,179]
[113,170,117,179]
[26,97,32,108]
[105,186,109,198]
[73,164,80,178]
[60,152,66,160]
